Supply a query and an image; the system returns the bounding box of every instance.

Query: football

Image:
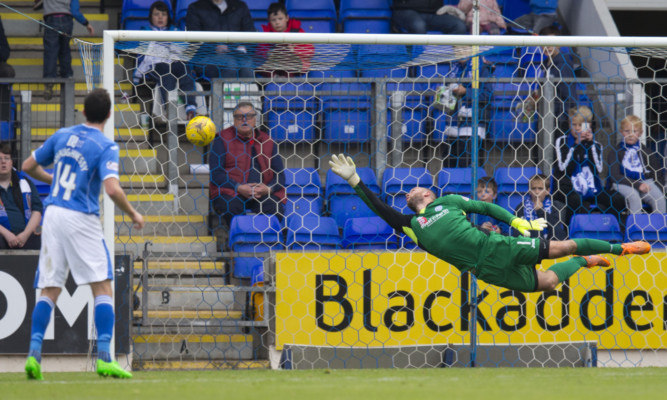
[185,116,217,147]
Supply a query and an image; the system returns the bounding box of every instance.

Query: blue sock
[29,296,55,363]
[94,295,114,363]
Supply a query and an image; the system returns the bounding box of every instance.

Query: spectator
[474,177,508,234]
[392,0,467,35]
[42,0,95,100]
[436,57,493,168]
[512,0,558,34]
[0,142,43,250]
[552,106,626,224]
[133,1,198,121]
[209,101,286,228]
[186,0,255,79]
[515,174,568,240]
[256,2,314,77]
[0,17,15,122]
[607,115,666,214]
[457,0,506,35]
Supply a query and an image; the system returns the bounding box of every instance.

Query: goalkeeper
[329,154,651,293]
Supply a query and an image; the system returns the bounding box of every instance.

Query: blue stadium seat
[320,82,371,143]
[326,167,380,228]
[342,216,397,249]
[121,0,173,30]
[174,0,196,29]
[494,166,541,212]
[285,196,323,218]
[339,0,392,34]
[286,0,337,33]
[386,96,428,142]
[626,214,667,249]
[488,103,537,142]
[437,167,487,196]
[229,214,284,253]
[233,257,263,279]
[569,214,623,243]
[382,167,433,213]
[246,0,274,30]
[284,167,322,197]
[264,83,319,142]
[286,215,341,250]
[502,0,531,23]
[326,167,380,196]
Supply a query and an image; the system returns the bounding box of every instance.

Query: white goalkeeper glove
[511,217,547,237]
[328,154,360,187]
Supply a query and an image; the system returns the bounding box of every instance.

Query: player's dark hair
[149,1,173,27]
[267,2,288,18]
[539,25,560,36]
[84,88,111,123]
[477,176,498,194]
[0,142,24,212]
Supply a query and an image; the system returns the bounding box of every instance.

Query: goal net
[105,31,667,369]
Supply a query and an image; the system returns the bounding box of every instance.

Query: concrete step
[28,126,148,141]
[132,359,270,370]
[134,275,227,287]
[132,333,255,360]
[1,12,109,37]
[119,148,159,175]
[133,259,224,272]
[132,309,252,333]
[7,36,102,51]
[10,57,126,79]
[134,285,241,309]
[119,174,166,190]
[23,102,143,129]
[115,235,217,257]
[12,81,132,96]
[116,214,209,237]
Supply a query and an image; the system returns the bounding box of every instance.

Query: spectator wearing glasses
[209,101,285,228]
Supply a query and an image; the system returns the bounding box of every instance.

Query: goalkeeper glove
[328,154,360,187]
[511,217,547,237]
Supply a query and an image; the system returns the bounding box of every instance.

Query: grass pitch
[1,368,666,400]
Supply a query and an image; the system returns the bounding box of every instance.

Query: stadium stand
[342,216,397,249]
[625,213,667,248]
[121,0,173,30]
[286,215,341,250]
[569,214,623,243]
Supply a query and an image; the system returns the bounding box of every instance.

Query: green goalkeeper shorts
[474,235,548,292]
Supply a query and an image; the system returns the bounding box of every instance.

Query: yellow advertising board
[275,251,667,350]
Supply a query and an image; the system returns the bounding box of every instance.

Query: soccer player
[329,154,650,293]
[22,88,145,380]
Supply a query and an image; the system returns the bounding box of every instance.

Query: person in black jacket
[552,106,626,224]
[0,17,15,122]
[392,0,467,35]
[186,0,255,79]
[515,174,568,240]
[607,115,665,214]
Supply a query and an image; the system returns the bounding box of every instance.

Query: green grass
[2,368,666,400]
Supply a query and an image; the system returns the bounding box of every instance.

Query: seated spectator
[133,1,197,120]
[607,115,665,214]
[0,143,43,250]
[186,0,255,79]
[256,2,314,77]
[0,16,15,122]
[511,0,558,34]
[209,101,286,228]
[474,177,508,234]
[457,0,506,35]
[392,0,467,35]
[514,174,568,240]
[436,57,493,167]
[552,106,626,224]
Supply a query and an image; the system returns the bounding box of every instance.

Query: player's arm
[329,154,412,233]
[104,177,144,230]
[21,155,53,185]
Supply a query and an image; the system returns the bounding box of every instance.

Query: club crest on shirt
[435,205,443,212]
[106,161,119,172]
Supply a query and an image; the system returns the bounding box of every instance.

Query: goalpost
[102,30,667,369]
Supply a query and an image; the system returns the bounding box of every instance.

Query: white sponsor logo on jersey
[106,161,119,172]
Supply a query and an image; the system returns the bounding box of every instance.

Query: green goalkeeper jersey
[354,181,518,274]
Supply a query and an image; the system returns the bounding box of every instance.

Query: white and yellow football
[185,115,217,147]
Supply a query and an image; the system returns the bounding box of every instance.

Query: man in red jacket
[209,101,286,227]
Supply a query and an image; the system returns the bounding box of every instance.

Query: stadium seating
[438,167,487,196]
[174,0,196,29]
[229,214,284,253]
[286,0,337,33]
[339,0,392,34]
[569,214,623,243]
[342,216,397,249]
[382,167,433,213]
[264,83,319,142]
[121,0,173,30]
[284,167,322,197]
[233,257,264,279]
[246,0,274,31]
[625,214,667,249]
[326,167,380,228]
[494,166,541,212]
[286,215,341,250]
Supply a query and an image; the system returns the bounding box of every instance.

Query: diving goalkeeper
[329,154,650,292]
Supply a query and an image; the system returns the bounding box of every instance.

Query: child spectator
[515,174,568,240]
[607,115,666,214]
[552,106,626,224]
[256,2,314,77]
[133,1,198,120]
[474,177,508,234]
